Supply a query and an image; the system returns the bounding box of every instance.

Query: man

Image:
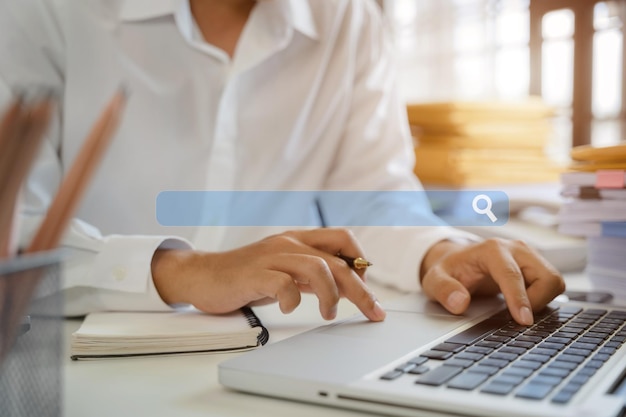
[0,0,564,324]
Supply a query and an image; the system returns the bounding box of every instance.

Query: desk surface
[62,274,592,417]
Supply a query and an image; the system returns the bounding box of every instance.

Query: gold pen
[336,253,372,270]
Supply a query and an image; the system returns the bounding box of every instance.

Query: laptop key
[408,365,430,375]
[480,381,515,396]
[502,366,534,378]
[537,342,566,351]
[563,347,592,357]
[570,342,597,351]
[447,372,490,390]
[523,354,550,364]
[467,365,500,376]
[545,337,572,345]
[395,363,417,373]
[455,352,484,362]
[529,347,558,357]
[577,367,596,377]
[508,341,534,349]
[466,346,494,355]
[515,382,554,400]
[551,390,576,404]
[557,354,585,364]
[415,365,464,386]
[593,353,611,362]
[475,341,502,349]
[432,342,465,353]
[490,352,518,362]
[548,361,578,371]
[530,375,563,386]
[380,370,404,381]
[516,335,542,344]
[499,346,526,355]
[539,367,570,378]
[491,374,524,386]
[480,358,509,369]
[420,350,452,360]
[585,360,604,369]
[512,360,543,371]
[599,346,617,355]
[443,358,474,369]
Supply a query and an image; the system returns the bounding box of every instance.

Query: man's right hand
[151,229,386,322]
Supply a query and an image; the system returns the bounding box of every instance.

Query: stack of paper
[557,142,626,301]
[406,99,562,186]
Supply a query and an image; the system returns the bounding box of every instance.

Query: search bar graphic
[156,190,509,227]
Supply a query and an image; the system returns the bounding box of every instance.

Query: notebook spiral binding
[241,307,270,346]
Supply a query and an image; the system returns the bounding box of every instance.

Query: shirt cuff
[90,235,192,311]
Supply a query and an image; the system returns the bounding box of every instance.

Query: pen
[336,253,372,270]
[315,199,373,270]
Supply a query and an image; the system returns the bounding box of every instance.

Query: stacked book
[406,99,562,186]
[557,142,626,301]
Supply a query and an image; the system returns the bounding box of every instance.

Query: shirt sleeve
[318,1,477,292]
[0,0,191,315]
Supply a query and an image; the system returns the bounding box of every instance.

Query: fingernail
[446,291,468,313]
[519,306,534,326]
[327,305,338,320]
[370,301,386,321]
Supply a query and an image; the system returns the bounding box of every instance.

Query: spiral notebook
[70,306,268,360]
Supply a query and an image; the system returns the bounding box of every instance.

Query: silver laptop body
[219,293,626,417]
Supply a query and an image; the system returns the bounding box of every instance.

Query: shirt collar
[119,0,182,21]
[284,0,319,41]
[119,0,318,41]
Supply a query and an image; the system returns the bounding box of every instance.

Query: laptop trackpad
[319,310,466,343]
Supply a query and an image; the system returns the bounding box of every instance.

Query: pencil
[26,88,127,253]
[0,97,53,257]
[336,253,372,270]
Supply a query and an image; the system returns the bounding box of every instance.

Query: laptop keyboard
[379,306,626,404]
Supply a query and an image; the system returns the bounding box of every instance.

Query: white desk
[62,274,592,417]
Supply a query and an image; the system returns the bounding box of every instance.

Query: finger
[326,256,386,321]
[250,270,302,315]
[511,243,566,310]
[268,253,340,320]
[421,266,471,315]
[285,228,368,280]
[475,241,534,325]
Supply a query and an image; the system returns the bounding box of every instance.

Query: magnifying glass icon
[472,194,498,223]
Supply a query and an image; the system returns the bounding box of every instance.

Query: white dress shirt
[0,0,471,315]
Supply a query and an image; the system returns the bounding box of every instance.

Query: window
[385,0,626,155]
[530,0,626,147]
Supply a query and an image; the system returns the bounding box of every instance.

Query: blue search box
[156,190,509,227]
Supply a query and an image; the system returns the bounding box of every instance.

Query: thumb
[421,268,471,315]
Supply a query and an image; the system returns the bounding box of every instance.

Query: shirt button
[113,267,126,281]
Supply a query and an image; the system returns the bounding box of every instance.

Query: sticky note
[595,170,625,189]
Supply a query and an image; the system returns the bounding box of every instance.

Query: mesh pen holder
[0,252,63,417]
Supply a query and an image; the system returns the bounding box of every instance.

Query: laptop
[219,292,626,417]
